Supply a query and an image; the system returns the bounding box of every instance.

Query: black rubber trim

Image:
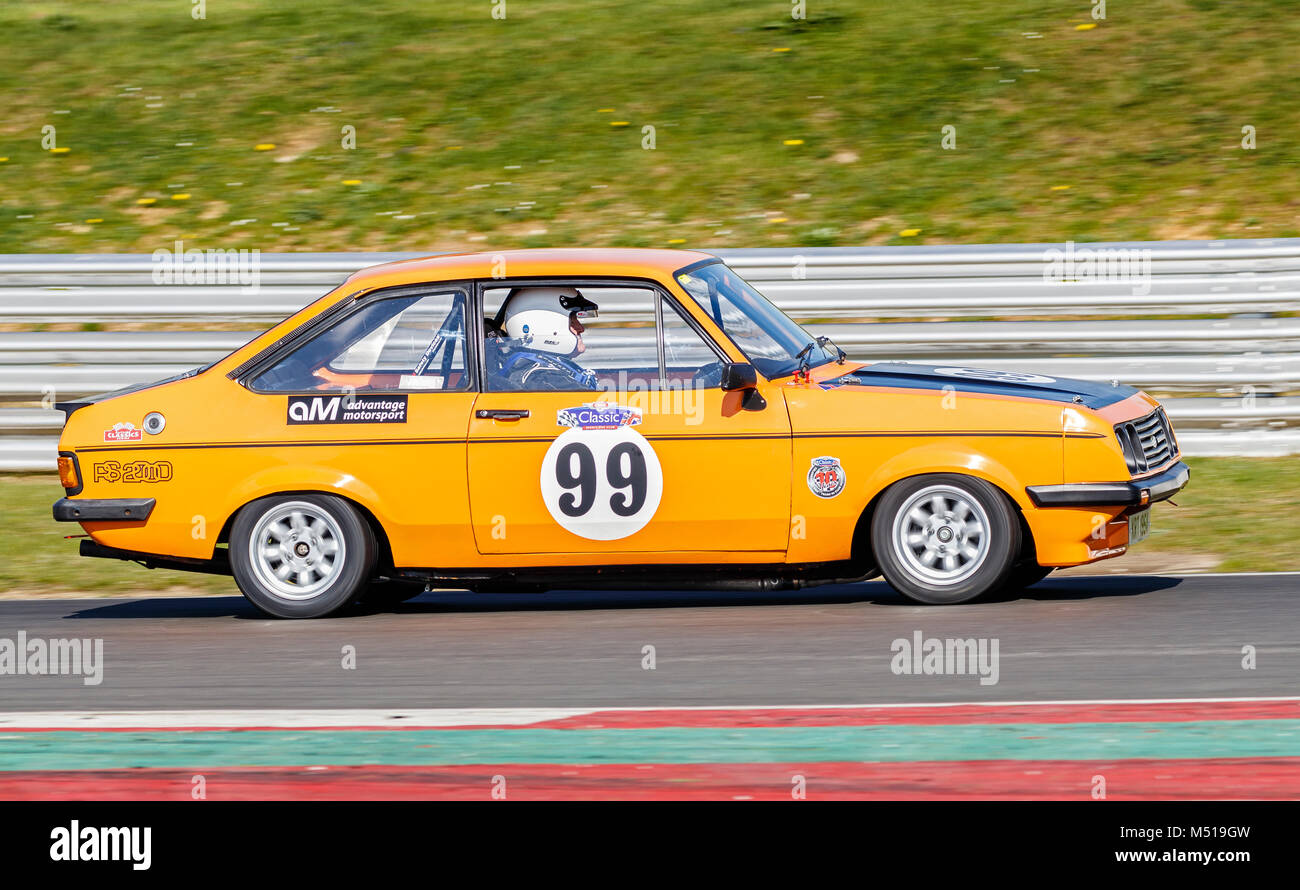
[393,558,873,591]
[1026,461,1190,507]
[53,497,156,522]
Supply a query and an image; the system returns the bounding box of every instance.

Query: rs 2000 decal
[93,460,174,483]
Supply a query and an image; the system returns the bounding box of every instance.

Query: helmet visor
[559,292,599,318]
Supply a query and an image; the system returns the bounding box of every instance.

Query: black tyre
[871,474,1020,604]
[230,494,377,618]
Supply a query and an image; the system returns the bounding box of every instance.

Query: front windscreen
[675,261,837,378]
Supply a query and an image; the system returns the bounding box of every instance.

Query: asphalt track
[0,572,1296,710]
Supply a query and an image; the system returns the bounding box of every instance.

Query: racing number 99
[540,426,664,541]
[555,441,647,517]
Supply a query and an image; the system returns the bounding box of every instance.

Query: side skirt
[394,561,879,592]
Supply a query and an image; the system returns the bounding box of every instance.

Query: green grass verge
[0,457,1292,596]
[1,0,1297,253]
[1,475,232,595]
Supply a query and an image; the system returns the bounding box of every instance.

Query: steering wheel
[691,361,725,389]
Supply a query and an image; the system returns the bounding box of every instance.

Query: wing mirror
[720,362,758,392]
[719,362,767,411]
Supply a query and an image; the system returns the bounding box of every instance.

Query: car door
[242,284,479,568]
[467,279,792,557]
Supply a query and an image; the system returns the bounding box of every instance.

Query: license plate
[1128,509,1151,546]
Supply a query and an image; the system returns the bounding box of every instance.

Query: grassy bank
[1,457,1293,596]
[0,0,1297,254]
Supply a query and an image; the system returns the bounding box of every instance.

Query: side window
[661,299,721,382]
[251,289,470,392]
[484,285,660,393]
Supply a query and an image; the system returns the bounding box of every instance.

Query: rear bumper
[52,497,156,522]
[1026,461,1190,508]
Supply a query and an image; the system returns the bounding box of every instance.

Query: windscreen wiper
[795,340,815,378]
[817,335,848,364]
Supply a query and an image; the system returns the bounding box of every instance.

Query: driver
[486,287,600,391]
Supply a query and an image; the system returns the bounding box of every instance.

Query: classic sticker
[557,401,642,430]
[807,456,847,498]
[103,422,143,443]
[933,367,1058,384]
[287,395,408,424]
[540,424,663,541]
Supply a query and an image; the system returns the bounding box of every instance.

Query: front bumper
[1026,460,1190,508]
[52,497,156,522]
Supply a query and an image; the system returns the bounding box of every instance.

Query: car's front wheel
[872,474,1020,605]
[231,494,376,618]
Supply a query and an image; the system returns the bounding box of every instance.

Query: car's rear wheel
[231,494,376,618]
[872,474,1019,605]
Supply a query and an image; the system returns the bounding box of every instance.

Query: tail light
[57,453,81,493]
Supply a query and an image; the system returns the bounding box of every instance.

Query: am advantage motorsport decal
[287,394,408,424]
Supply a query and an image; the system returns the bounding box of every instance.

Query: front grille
[1115,407,1178,476]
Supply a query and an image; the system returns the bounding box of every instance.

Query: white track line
[2,697,1298,729]
[1141,571,1300,577]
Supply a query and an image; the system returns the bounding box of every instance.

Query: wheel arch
[851,452,1039,569]
[216,487,396,577]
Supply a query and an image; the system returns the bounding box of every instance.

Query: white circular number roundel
[540,426,664,541]
[933,367,1058,384]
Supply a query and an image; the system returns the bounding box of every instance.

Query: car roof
[344,248,718,289]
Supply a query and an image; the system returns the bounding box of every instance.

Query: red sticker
[103,423,143,443]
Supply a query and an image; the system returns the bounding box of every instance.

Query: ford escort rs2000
[52,249,1189,617]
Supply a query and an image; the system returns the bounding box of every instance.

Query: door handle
[475,409,530,421]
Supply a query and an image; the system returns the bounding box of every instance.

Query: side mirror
[719,362,758,392]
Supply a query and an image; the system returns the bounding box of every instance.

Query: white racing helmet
[500,287,598,356]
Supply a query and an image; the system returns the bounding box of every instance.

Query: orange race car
[52,249,1189,617]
